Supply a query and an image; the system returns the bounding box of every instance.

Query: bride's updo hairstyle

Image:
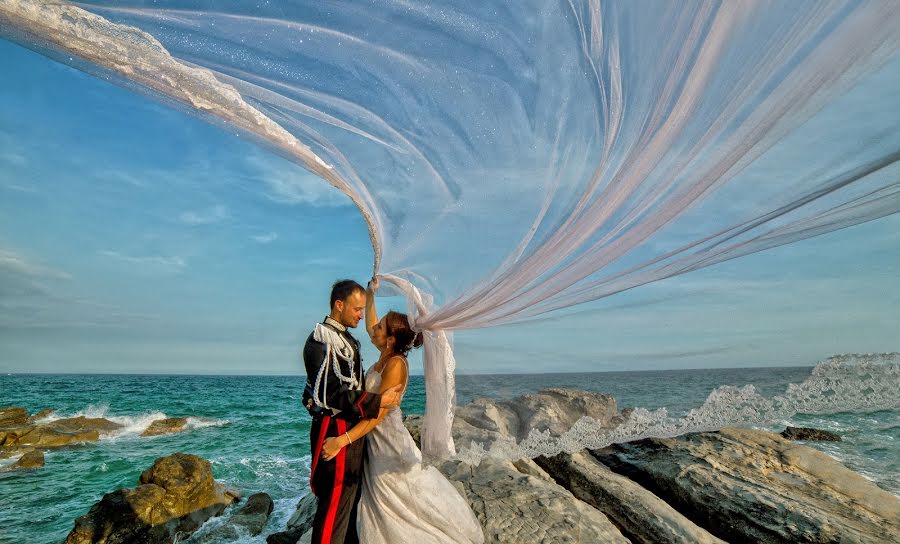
[384,311,424,356]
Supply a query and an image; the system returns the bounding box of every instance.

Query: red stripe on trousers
[309,415,330,495]
[355,391,368,416]
[321,419,347,544]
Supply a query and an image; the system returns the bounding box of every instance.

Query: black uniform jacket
[302,319,381,422]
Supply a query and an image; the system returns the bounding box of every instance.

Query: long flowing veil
[2,0,898,460]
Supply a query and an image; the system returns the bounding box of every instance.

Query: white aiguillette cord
[311,323,359,411]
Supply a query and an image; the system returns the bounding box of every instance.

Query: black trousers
[309,414,367,544]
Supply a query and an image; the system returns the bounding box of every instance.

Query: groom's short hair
[330,279,365,308]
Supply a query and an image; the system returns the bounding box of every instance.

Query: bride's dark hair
[384,311,424,356]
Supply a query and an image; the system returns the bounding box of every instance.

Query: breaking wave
[43,404,229,439]
[456,353,900,464]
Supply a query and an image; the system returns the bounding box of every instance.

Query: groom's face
[336,290,366,328]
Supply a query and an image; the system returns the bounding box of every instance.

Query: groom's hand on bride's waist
[380,384,403,409]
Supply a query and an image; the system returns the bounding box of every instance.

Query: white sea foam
[456,353,900,464]
[185,416,230,430]
[41,404,227,441]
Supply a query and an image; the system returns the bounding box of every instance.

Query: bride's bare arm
[321,356,407,461]
[364,277,379,341]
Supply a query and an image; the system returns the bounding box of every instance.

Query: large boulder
[142,417,189,437]
[594,427,900,543]
[65,453,238,544]
[536,451,724,544]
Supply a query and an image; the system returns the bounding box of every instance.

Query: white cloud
[252,231,278,244]
[179,205,229,225]
[1,151,26,166]
[0,249,71,280]
[245,153,349,207]
[100,250,187,270]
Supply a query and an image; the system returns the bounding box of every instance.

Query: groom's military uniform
[303,316,381,544]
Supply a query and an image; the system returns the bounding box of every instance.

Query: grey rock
[403,414,423,448]
[286,492,317,532]
[195,492,274,542]
[594,427,900,544]
[781,426,842,442]
[267,493,317,544]
[440,457,628,543]
[537,451,724,544]
[452,389,619,454]
[266,527,307,544]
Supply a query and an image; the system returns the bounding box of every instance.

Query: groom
[302,279,402,544]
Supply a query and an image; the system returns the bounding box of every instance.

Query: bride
[321,278,484,543]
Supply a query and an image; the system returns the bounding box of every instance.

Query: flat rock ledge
[1,407,125,460]
[273,388,898,544]
[595,428,900,543]
[142,417,189,437]
[66,453,238,544]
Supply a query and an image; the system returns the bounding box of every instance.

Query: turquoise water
[1,367,898,543]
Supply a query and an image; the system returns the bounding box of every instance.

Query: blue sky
[1,38,898,375]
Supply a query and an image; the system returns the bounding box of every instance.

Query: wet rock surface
[781,425,842,442]
[0,449,45,472]
[594,427,900,543]
[65,453,238,544]
[0,406,32,428]
[196,492,274,542]
[142,417,189,437]
[536,450,725,544]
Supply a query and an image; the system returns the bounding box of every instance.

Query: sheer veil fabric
[2,0,899,460]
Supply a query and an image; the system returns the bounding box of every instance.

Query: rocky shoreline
[0,407,209,473]
[10,390,898,543]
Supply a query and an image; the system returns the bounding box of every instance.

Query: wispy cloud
[179,204,229,225]
[96,169,146,187]
[100,250,187,270]
[245,153,349,207]
[0,249,71,281]
[1,151,26,167]
[252,231,278,244]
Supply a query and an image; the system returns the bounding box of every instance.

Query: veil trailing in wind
[2,0,898,461]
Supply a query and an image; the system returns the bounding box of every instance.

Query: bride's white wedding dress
[356,362,484,543]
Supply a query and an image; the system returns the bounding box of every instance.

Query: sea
[1,364,898,544]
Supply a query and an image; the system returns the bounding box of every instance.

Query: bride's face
[372,318,394,352]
